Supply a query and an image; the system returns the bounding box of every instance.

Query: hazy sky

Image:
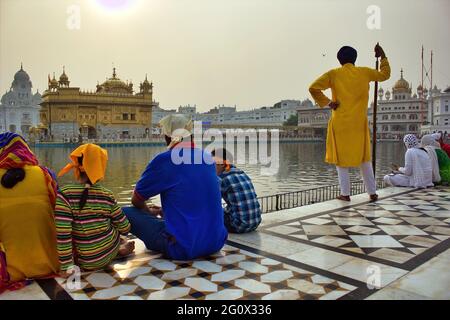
[1,0,449,111]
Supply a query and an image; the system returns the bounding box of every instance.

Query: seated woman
[0,133,59,292]
[422,134,450,185]
[420,134,442,184]
[384,134,433,188]
[55,144,134,275]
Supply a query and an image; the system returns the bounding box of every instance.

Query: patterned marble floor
[1,186,449,300]
[50,245,357,300]
[259,187,450,270]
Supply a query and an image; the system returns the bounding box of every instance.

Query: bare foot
[118,241,135,257]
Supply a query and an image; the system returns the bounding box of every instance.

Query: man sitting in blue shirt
[123,115,228,260]
[212,148,262,233]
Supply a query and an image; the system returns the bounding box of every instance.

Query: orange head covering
[58,143,108,184]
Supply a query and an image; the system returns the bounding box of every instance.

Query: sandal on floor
[336,195,351,201]
[369,194,379,203]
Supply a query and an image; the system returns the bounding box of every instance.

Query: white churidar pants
[336,161,376,196]
[383,174,410,187]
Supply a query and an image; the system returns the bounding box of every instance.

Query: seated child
[211,148,261,233]
[55,144,134,275]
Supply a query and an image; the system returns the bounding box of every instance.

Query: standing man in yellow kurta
[309,44,390,202]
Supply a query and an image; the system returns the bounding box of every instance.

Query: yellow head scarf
[58,143,108,184]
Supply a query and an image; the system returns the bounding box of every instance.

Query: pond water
[32,142,405,205]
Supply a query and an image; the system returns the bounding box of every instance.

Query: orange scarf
[58,144,108,184]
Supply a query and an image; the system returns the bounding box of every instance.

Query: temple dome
[14,66,30,82]
[97,68,133,94]
[1,91,13,104]
[12,64,32,88]
[58,67,70,87]
[301,98,313,107]
[393,69,409,90]
[59,71,68,82]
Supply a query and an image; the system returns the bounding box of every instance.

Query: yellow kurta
[0,165,59,282]
[309,58,391,167]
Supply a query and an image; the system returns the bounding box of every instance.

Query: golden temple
[39,67,154,140]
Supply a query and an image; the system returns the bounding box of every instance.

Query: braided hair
[77,156,92,210]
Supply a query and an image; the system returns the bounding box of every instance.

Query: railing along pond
[258,178,386,214]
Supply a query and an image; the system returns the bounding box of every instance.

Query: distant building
[39,68,154,140]
[207,100,303,126]
[421,86,450,135]
[178,104,197,116]
[157,100,304,127]
[368,69,429,139]
[0,64,42,137]
[297,99,330,137]
[152,104,177,125]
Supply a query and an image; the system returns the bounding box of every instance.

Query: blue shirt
[219,165,262,233]
[135,144,228,260]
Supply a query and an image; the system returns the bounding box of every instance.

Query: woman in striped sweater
[55,144,134,274]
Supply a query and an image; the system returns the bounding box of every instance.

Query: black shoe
[336,195,351,202]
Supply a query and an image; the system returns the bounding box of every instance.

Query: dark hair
[164,135,171,146]
[77,156,92,210]
[211,148,234,162]
[1,168,25,188]
[337,46,357,65]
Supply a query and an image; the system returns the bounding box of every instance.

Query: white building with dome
[0,64,42,137]
[368,69,429,140]
[420,86,450,135]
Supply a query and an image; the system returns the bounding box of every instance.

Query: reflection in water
[32,142,404,204]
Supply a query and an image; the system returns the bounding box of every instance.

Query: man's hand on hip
[328,101,340,110]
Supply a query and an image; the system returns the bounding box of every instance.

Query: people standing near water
[123,114,227,260]
[55,144,134,274]
[308,44,391,202]
[384,134,433,188]
[0,132,59,291]
[211,148,261,233]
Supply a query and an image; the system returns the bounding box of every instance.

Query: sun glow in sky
[1,0,449,111]
[91,0,139,14]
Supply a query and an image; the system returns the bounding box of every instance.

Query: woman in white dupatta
[384,134,433,188]
[421,134,441,184]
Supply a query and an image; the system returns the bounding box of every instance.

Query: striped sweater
[54,184,130,271]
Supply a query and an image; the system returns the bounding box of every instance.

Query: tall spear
[372,43,380,174]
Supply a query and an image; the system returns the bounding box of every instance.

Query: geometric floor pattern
[261,187,450,269]
[54,245,357,300]
[2,187,450,300]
